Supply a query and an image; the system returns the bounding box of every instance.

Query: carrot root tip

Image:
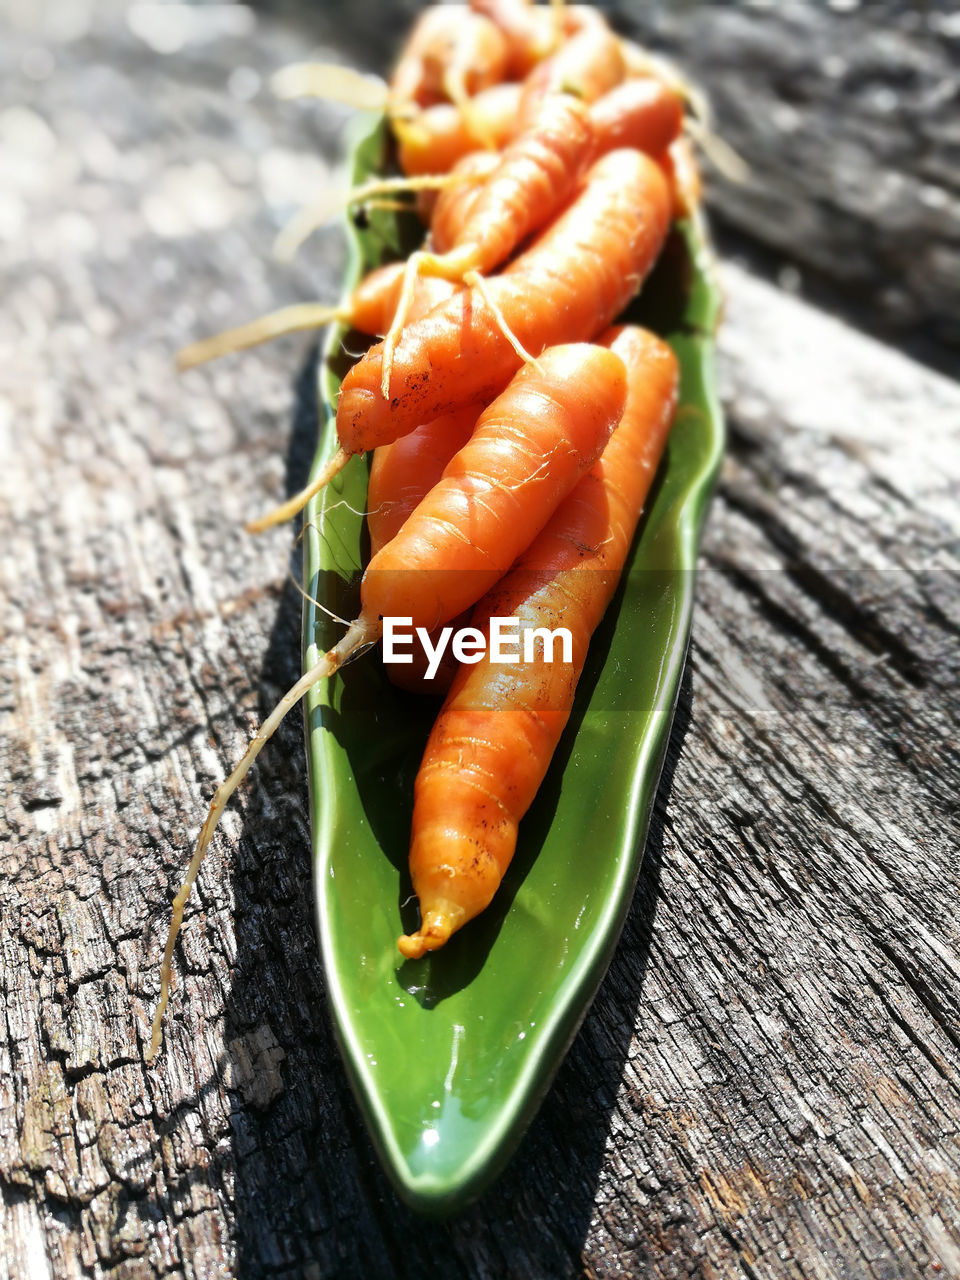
[271,62,388,112]
[246,446,352,533]
[176,303,347,371]
[148,614,380,1061]
[397,927,447,961]
[397,905,463,959]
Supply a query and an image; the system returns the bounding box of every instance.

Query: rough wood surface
[1,2,958,1278]
[612,0,960,354]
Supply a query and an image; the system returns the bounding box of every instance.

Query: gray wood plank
[609,0,960,353]
[0,2,957,1277]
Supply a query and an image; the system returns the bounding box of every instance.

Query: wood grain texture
[0,2,958,1277]
[608,0,960,355]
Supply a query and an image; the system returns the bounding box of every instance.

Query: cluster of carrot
[148,0,699,1059]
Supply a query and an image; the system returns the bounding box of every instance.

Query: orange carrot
[367,405,482,694]
[367,405,482,553]
[422,77,684,247]
[587,77,685,164]
[408,93,594,278]
[469,0,554,77]
[361,343,626,629]
[562,5,612,37]
[420,79,683,256]
[396,83,521,176]
[422,150,500,249]
[380,92,596,394]
[389,7,508,111]
[148,343,626,1058]
[335,149,670,458]
[398,324,679,958]
[175,261,459,379]
[388,6,511,155]
[470,0,608,78]
[516,24,626,128]
[420,11,508,105]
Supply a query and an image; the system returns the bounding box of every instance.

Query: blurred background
[3,0,959,366]
[259,0,960,362]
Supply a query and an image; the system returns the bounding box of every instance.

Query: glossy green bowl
[299,118,723,1214]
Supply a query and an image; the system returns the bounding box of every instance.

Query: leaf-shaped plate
[299,116,723,1214]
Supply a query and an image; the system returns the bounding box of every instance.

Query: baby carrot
[362,342,627,628]
[381,92,595,395]
[368,406,481,554]
[389,7,508,111]
[419,78,686,268]
[420,150,500,249]
[335,149,670,458]
[396,83,522,176]
[430,93,592,260]
[516,24,626,128]
[148,343,626,1058]
[174,262,408,371]
[469,0,556,78]
[419,78,682,259]
[367,405,483,695]
[587,78,685,165]
[398,324,680,958]
[470,0,609,79]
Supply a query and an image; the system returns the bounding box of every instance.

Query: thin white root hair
[286,564,350,625]
[274,173,460,262]
[306,497,371,527]
[286,556,361,629]
[550,0,566,51]
[245,446,351,535]
[271,62,388,112]
[684,116,751,185]
[380,243,478,398]
[464,270,545,375]
[146,616,381,1063]
[619,39,750,186]
[349,174,462,200]
[176,304,347,370]
[620,42,713,127]
[360,198,421,215]
[274,194,348,262]
[380,250,422,400]
[441,66,497,150]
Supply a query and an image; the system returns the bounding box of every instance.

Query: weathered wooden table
[2,2,958,1276]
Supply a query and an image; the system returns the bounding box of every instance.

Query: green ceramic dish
[299,117,723,1214]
